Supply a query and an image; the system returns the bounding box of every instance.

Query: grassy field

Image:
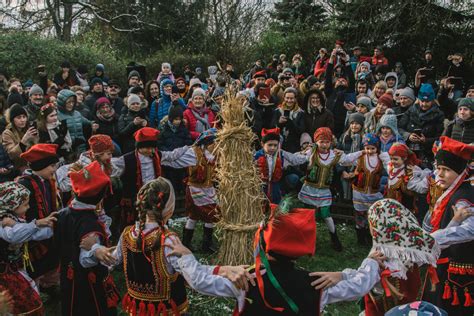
[45,218,369,315]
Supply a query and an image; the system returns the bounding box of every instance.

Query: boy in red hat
[56,161,119,316]
[17,144,62,294]
[422,136,474,315]
[298,127,366,251]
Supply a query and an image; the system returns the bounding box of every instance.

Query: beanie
[399,87,415,101]
[168,106,184,122]
[356,96,373,110]
[127,94,142,108]
[457,97,474,111]
[282,68,294,75]
[418,83,435,101]
[377,108,399,135]
[192,88,206,99]
[7,92,24,107]
[377,92,393,108]
[212,86,225,98]
[90,77,103,87]
[29,84,44,97]
[7,103,28,123]
[128,70,141,80]
[95,97,111,108]
[128,86,144,96]
[23,79,33,88]
[189,78,202,88]
[348,112,365,126]
[96,63,105,72]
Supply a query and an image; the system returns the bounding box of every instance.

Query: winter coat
[0,142,17,182]
[379,134,405,153]
[38,120,73,160]
[399,103,445,164]
[75,102,92,120]
[118,108,148,153]
[53,70,80,89]
[250,97,277,131]
[150,97,186,129]
[94,113,120,143]
[1,125,37,171]
[436,86,458,120]
[183,103,216,140]
[157,121,193,152]
[84,91,106,111]
[110,97,125,115]
[443,117,474,144]
[57,106,91,153]
[271,108,305,153]
[302,92,334,136]
[24,102,41,122]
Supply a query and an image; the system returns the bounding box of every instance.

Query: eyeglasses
[109,85,119,89]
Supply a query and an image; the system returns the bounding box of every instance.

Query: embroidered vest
[188,146,215,188]
[385,167,415,210]
[353,155,382,193]
[121,226,188,315]
[255,150,283,184]
[305,150,341,189]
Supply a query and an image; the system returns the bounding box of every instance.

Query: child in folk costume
[298,127,366,251]
[56,161,120,316]
[254,127,309,204]
[0,182,57,316]
[421,137,474,315]
[17,144,62,291]
[351,133,390,244]
[160,128,219,252]
[385,142,431,210]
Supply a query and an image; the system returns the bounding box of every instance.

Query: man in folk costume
[162,128,220,252]
[56,161,120,316]
[298,127,366,251]
[18,144,62,292]
[254,127,309,204]
[364,199,441,316]
[422,136,474,315]
[114,127,189,227]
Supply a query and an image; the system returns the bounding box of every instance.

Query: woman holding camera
[1,103,39,172]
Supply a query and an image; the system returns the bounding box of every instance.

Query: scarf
[350,133,362,153]
[167,120,178,133]
[191,107,210,133]
[47,121,73,150]
[96,106,116,122]
[418,104,439,121]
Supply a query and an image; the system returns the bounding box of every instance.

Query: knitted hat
[189,78,202,88]
[20,144,59,171]
[95,97,111,108]
[162,62,171,69]
[348,112,365,126]
[128,70,141,80]
[0,182,30,218]
[195,128,217,146]
[282,68,294,75]
[96,64,105,72]
[168,106,183,121]
[192,88,206,99]
[283,87,298,96]
[368,199,440,279]
[398,87,415,101]
[128,86,144,96]
[7,92,24,107]
[300,132,312,146]
[385,301,447,316]
[212,86,225,98]
[356,96,373,110]
[175,77,186,84]
[7,103,27,122]
[70,161,111,205]
[88,134,114,154]
[388,143,420,165]
[127,94,142,108]
[23,79,34,88]
[362,133,380,148]
[90,77,103,88]
[418,83,435,101]
[134,127,159,149]
[377,92,394,108]
[29,84,44,97]
[457,97,474,111]
[435,136,474,174]
[56,89,76,108]
[313,127,333,142]
[261,128,280,143]
[377,108,399,135]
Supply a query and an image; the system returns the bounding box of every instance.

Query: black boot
[363,227,372,247]
[355,228,365,246]
[330,231,343,252]
[182,227,194,251]
[202,227,216,253]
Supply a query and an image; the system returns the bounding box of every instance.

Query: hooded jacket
[302,89,334,136]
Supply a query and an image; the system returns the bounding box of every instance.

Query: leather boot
[330,231,343,252]
[202,227,216,253]
[182,227,194,251]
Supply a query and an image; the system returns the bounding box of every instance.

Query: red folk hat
[70,161,111,204]
[262,207,316,258]
[134,127,159,149]
[435,136,474,174]
[20,144,59,171]
[261,127,280,143]
[313,127,333,142]
[88,134,114,154]
[388,143,420,166]
[252,70,267,79]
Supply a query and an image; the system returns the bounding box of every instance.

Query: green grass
[45,218,369,315]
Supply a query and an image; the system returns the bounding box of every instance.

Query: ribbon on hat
[261,128,280,138]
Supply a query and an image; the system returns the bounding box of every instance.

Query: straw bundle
[215,89,265,265]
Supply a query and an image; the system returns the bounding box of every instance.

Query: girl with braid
[81,177,254,316]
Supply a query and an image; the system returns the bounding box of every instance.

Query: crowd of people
[0,41,472,316]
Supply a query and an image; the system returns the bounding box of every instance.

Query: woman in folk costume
[166,201,386,315]
[80,177,254,316]
[0,182,57,315]
[364,198,441,316]
[254,127,310,204]
[56,161,120,316]
[298,127,366,251]
[159,128,219,252]
[114,127,189,227]
[421,136,474,315]
[385,142,431,210]
[350,133,390,244]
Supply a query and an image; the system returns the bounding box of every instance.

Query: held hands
[80,233,99,251]
[452,205,473,223]
[36,212,58,228]
[218,265,256,292]
[165,237,192,258]
[95,246,117,266]
[368,250,387,269]
[1,217,16,227]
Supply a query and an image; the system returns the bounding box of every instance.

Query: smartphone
[413,128,423,136]
[344,92,356,105]
[448,77,463,86]
[29,121,37,129]
[283,110,290,118]
[258,87,271,100]
[419,68,433,77]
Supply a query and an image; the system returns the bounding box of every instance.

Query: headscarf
[0,182,30,218]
